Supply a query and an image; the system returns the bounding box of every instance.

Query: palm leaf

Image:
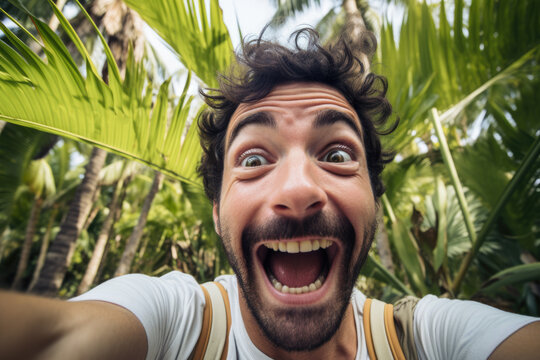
[268,0,321,27]
[123,0,233,87]
[453,135,540,291]
[382,194,429,295]
[361,253,414,296]
[437,46,540,125]
[431,177,447,272]
[479,263,540,294]
[23,158,56,198]
[0,2,210,187]
[0,124,51,232]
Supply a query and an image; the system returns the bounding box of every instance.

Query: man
[0,28,538,360]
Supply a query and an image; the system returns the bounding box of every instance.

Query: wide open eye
[321,149,352,163]
[241,154,269,167]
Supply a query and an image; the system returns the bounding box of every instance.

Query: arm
[488,321,540,360]
[0,291,147,360]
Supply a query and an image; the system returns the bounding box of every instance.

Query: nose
[269,152,327,219]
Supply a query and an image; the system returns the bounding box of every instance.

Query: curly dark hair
[198,28,397,203]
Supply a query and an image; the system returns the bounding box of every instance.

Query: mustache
[242,211,356,250]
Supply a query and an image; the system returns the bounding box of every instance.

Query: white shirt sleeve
[71,271,205,360]
[414,295,539,360]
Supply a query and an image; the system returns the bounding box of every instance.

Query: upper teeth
[263,239,332,253]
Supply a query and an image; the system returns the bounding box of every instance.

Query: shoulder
[414,295,539,360]
[214,274,238,293]
[72,271,203,306]
[414,294,535,327]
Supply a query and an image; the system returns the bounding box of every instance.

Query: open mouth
[256,238,339,295]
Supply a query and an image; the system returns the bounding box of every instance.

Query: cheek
[328,175,375,216]
[326,176,376,248]
[219,184,265,247]
[221,172,277,218]
[218,210,244,267]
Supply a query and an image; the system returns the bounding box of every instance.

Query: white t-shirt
[72,271,538,359]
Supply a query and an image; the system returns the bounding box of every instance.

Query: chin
[246,240,355,351]
[220,211,376,351]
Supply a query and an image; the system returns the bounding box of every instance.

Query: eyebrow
[314,109,363,140]
[227,111,276,148]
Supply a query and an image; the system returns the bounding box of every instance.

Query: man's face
[214,82,377,351]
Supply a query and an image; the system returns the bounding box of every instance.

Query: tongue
[268,249,324,287]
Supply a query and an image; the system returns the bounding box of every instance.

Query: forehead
[226,82,361,147]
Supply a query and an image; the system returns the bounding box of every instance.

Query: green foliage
[123,0,233,87]
[268,0,322,27]
[23,159,56,199]
[0,0,538,315]
[0,1,208,185]
[0,124,52,232]
[375,0,539,310]
[481,263,540,294]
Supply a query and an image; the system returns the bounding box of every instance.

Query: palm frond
[315,7,343,45]
[123,0,233,87]
[0,2,208,187]
[268,0,322,27]
[23,158,56,198]
[361,253,415,296]
[480,263,540,294]
[0,124,51,231]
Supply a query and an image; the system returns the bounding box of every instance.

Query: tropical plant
[10,157,55,289]
[0,0,538,315]
[0,0,232,294]
[0,136,82,290]
[0,124,54,236]
[27,140,83,291]
[373,0,540,313]
[266,0,539,312]
[76,159,137,294]
[114,170,164,276]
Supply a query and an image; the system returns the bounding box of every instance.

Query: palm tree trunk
[27,205,59,292]
[82,186,101,231]
[77,177,124,295]
[31,147,107,296]
[342,0,374,73]
[376,207,395,274]
[115,171,164,276]
[48,0,68,33]
[11,197,43,290]
[30,1,144,296]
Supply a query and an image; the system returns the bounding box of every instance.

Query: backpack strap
[393,296,420,360]
[363,298,406,360]
[190,282,231,360]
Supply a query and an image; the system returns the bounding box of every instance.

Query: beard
[218,210,377,352]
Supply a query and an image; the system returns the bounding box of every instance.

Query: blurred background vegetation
[0,0,538,316]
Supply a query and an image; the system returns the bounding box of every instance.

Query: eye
[322,149,352,163]
[240,154,269,167]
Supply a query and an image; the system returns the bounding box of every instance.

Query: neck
[239,294,358,360]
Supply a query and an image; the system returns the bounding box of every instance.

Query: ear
[212,201,221,236]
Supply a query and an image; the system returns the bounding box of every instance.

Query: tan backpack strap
[363,298,406,360]
[190,285,213,360]
[370,298,396,359]
[213,282,231,360]
[383,302,406,360]
[190,282,231,360]
[363,298,377,359]
[393,296,420,360]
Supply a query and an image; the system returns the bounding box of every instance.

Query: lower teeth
[269,272,326,294]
